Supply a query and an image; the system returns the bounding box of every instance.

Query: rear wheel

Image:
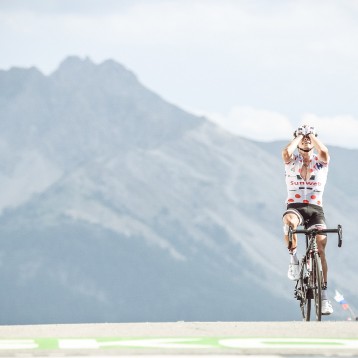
[313,253,322,321]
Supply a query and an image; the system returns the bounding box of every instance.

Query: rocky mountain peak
[0,57,356,324]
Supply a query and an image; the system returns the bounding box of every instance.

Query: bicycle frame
[288,225,342,321]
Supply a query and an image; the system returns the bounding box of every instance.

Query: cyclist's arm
[282,135,303,163]
[308,134,330,163]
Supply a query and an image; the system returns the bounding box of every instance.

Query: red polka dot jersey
[285,153,329,207]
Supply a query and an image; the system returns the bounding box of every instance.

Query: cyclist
[282,124,333,315]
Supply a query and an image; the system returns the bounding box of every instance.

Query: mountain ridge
[0,56,356,324]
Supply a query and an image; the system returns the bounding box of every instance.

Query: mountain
[0,56,356,324]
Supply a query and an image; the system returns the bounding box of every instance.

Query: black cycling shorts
[282,203,327,229]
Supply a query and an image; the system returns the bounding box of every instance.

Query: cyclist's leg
[282,208,302,249]
[316,234,328,283]
[283,208,303,280]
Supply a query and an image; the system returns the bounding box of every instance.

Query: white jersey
[285,153,329,206]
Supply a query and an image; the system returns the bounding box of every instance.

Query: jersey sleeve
[285,153,297,165]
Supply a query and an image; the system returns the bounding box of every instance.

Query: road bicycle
[288,224,343,321]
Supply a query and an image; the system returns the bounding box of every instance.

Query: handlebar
[288,224,343,248]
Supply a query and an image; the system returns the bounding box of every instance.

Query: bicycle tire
[313,252,322,321]
[298,260,311,321]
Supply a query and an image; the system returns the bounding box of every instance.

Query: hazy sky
[1,0,358,148]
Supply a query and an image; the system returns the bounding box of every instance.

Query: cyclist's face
[300,136,313,149]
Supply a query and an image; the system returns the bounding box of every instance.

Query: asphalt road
[0,321,358,356]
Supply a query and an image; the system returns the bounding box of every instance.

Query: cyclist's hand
[294,126,306,137]
[306,125,317,137]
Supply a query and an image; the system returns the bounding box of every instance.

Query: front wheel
[313,253,322,321]
[298,260,311,321]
